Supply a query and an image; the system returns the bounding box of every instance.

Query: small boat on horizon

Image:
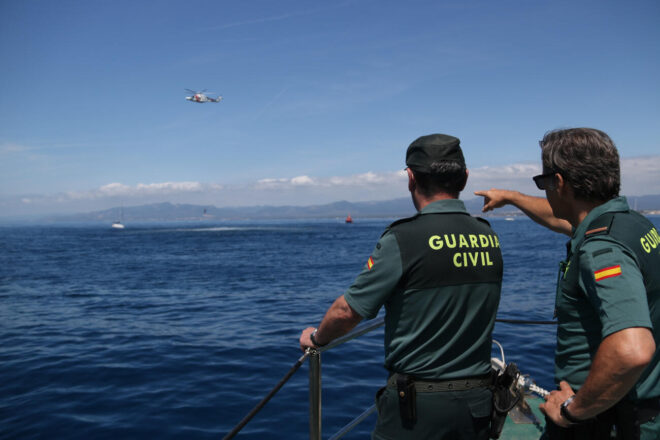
[345,215,353,223]
[112,206,125,229]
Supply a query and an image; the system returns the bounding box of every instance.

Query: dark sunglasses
[532,171,557,190]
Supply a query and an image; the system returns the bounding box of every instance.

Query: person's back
[301,134,504,439]
[379,208,502,380]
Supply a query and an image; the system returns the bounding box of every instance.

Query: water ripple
[2,218,657,438]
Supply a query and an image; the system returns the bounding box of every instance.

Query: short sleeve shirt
[344,199,503,379]
[555,197,654,394]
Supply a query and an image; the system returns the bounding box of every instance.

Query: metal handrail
[307,316,554,439]
[317,317,386,353]
[309,317,385,440]
[223,315,553,439]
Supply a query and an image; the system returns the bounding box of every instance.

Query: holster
[396,374,417,429]
[489,363,521,439]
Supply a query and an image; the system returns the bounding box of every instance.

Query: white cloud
[466,156,660,196]
[290,175,315,186]
[60,181,216,201]
[98,182,132,196]
[621,156,660,196]
[256,170,406,191]
[134,181,204,194]
[2,155,659,217]
[328,170,407,186]
[466,163,541,195]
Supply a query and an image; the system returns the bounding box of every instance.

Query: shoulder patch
[594,265,622,282]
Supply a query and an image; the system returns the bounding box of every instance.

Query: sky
[1,0,659,217]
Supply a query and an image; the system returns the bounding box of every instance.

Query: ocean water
[2,216,658,439]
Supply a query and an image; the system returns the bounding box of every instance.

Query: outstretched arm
[299,294,363,350]
[474,189,572,236]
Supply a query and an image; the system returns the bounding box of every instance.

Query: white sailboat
[111,206,125,229]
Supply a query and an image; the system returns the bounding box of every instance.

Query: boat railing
[308,316,385,440]
[223,316,555,440]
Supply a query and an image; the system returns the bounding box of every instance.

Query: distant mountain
[53,200,417,222]
[48,194,660,223]
[627,194,660,212]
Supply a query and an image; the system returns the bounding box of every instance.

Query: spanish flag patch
[594,265,622,282]
[367,257,374,270]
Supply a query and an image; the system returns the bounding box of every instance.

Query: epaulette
[381,214,421,238]
[475,216,491,227]
[584,213,615,238]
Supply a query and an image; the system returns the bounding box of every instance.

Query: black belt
[387,372,494,393]
[629,397,660,425]
[635,397,660,411]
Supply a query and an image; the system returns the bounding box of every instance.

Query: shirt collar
[570,196,630,252]
[419,198,468,215]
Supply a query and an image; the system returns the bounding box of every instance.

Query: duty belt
[387,372,494,393]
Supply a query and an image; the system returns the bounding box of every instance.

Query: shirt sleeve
[343,231,403,320]
[578,238,651,339]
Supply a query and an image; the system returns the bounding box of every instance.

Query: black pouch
[489,363,521,439]
[396,374,417,429]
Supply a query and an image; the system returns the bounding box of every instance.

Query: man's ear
[459,169,469,192]
[556,173,568,195]
[555,173,577,201]
[407,168,416,192]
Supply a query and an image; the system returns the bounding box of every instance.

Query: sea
[2,215,658,439]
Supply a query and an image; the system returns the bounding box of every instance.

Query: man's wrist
[310,329,327,347]
[560,395,585,424]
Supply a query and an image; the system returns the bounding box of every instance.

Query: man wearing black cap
[300,134,504,439]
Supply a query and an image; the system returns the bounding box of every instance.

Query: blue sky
[1,0,659,216]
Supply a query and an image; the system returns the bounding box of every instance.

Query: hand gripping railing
[223,316,554,439]
[308,317,386,440]
[221,317,385,440]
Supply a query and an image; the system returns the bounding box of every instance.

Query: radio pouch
[396,374,417,429]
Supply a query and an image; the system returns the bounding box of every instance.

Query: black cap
[405,134,465,173]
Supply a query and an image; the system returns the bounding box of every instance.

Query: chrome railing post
[309,349,322,440]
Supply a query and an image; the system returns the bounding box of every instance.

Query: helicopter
[185,89,223,103]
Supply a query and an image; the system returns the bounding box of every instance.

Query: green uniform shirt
[344,199,503,380]
[555,197,660,401]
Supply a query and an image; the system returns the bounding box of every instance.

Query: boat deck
[501,395,546,439]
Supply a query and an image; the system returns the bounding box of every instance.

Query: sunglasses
[532,171,557,190]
